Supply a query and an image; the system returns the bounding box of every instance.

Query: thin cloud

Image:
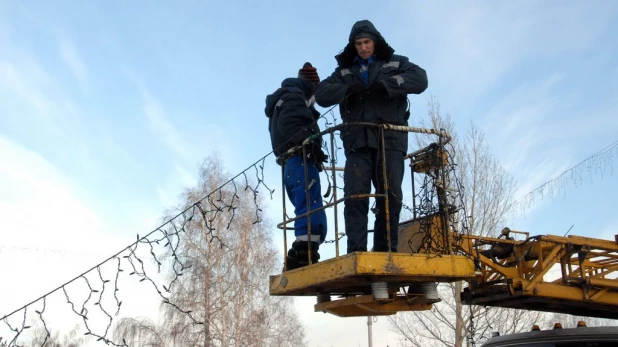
[0,59,68,140]
[122,65,195,162]
[57,33,90,96]
[155,164,197,207]
[141,89,195,161]
[392,1,618,111]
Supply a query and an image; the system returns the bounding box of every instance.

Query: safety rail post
[410,156,417,220]
[276,123,453,266]
[437,132,452,254]
[301,144,314,264]
[330,130,341,257]
[379,126,392,253]
[281,164,288,270]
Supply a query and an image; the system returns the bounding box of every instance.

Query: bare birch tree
[113,154,306,347]
[14,324,89,347]
[389,97,546,346]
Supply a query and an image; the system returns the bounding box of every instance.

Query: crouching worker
[265,62,328,271]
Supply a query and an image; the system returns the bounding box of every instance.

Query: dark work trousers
[343,148,404,253]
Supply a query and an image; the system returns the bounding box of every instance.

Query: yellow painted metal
[270,231,618,318]
[460,230,618,319]
[271,123,618,319]
[269,252,476,296]
[518,281,618,306]
[314,294,432,317]
[588,277,618,290]
[545,234,618,251]
[410,144,449,174]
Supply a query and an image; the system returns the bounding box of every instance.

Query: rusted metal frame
[513,281,618,305]
[314,294,433,317]
[569,264,618,280]
[298,122,452,148]
[378,127,392,253]
[486,270,508,283]
[457,235,571,285]
[519,242,543,279]
[584,259,618,269]
[576,255,618,267]
[589,266,618,279]
[588,257,618,267]
[276,193,387,230]
[523,244,564,292]
[277,122,438,242]
[505,229,530,239]
[458,243,520,282]
[572,259,618,274]
[281,164,288,270]
[300,145,315,264]
[329,131,341,257]
[581,250,618,259]
[456,235,499,284]
[561,250,571,280]
[487,258,516,282]
[550,277,565,284]
[522,260,536,281]
[409,156,417,220]
[457,233,519,277]
[531,241,560,271]
[594,268,618,278]
[587,277,618,290]
[436,132,452,254]
[565,252,618,278]
[278,123,452,170]
[590,287,610,301]
[578,246,590,283]
[459,234,519,246]
[539,234,618,252]
[276,122,454,267]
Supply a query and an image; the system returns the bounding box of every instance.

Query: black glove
[306,141,328,169]
[313,149,328,171]
[345,83,364,98]
[367,81,387,97]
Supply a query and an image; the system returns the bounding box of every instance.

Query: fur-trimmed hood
[335,20,395,68]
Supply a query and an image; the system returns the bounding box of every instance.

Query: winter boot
[293,240,320,267]
[283,241,320,271]
[284,247,301,271]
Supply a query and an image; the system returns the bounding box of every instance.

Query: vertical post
[410,157,416,220]
[281,162,288,270]
[380,127,392,253]
[436,135,452,254]
[302,145,313,264]
[367,316,373,347]
[330,131,340,257]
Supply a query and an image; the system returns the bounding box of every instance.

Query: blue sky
[1,1,618,346]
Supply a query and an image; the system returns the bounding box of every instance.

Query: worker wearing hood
[315,20,428,253]
[265,62,328,270]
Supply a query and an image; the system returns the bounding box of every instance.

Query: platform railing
[276,122,451,270]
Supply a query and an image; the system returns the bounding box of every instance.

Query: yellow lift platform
[269,124,618,319]
[270,252,475,317]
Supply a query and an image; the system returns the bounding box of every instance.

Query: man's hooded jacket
[265,78,323,162]
[315,20,428,154]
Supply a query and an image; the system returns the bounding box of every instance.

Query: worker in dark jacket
[315,20,428,253]
[265,62,328,270]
